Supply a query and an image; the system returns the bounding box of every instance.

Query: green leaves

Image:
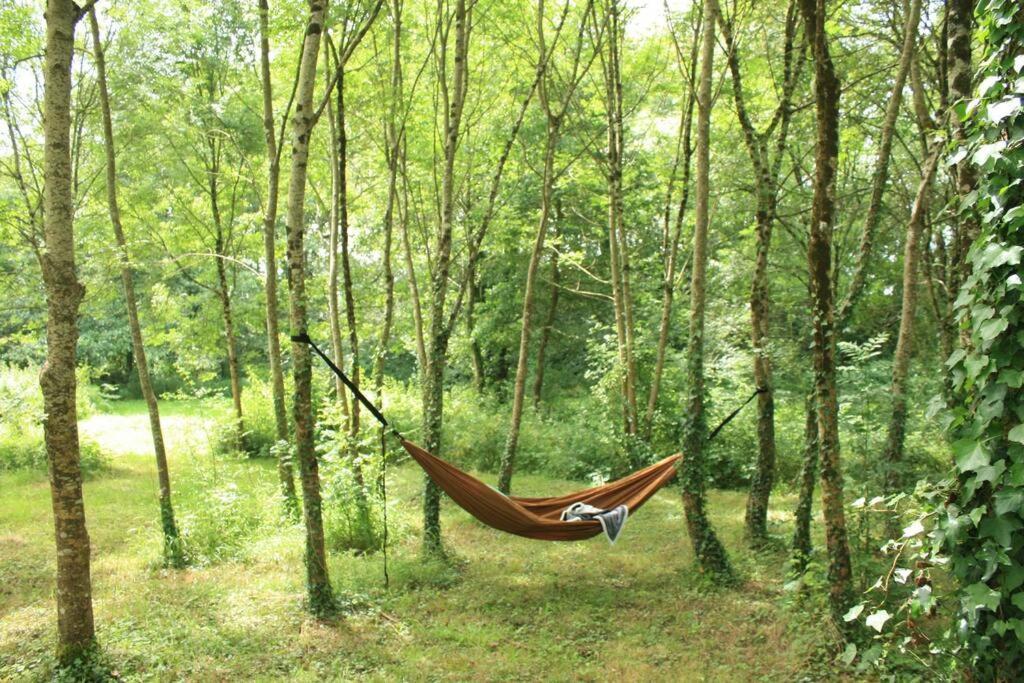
[953,438,991,472]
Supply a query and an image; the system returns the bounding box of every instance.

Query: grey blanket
[560,502,629,543]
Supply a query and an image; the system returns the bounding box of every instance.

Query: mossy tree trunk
[882,146,941,526]
[798,0,853,627]
[422,0,470,555]
[88,6,184,566]
[680,0,733,581]
[258,0,298,515]
[717,1,804,544]
[285,0,334,616]
[498,0,591,494]
[40,0,96,661]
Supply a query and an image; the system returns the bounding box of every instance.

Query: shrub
[177,473,275,566]
[0,365,107,474]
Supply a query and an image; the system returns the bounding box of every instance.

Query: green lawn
[0,401,830,681]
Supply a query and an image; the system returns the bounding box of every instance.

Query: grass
[0,400,833,681]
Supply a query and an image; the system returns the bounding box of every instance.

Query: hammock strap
[291,332,401,438]
[708,386,767,442]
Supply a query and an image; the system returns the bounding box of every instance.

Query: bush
[317,401,388,553]
[177,471,276,566]
[0,365,107,474]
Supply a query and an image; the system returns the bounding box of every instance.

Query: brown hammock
[401,440,682,541]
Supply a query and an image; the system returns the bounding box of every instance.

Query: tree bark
[285,0,334,616]
[882,147,940,516]
[258,0,298,514]
[88,7,184,566]
[798,0,853,627]
[209,140,245,448]
[716,2,803,543]
[373,0,403,402]
[498,123,559,494]
[601,0,638,435]
[680,0,733,580]
[790,391,819,573]
[532,212,561,409]
[835,0,923,326]
[40,0,96,661]
[946,0,977,292]
[422,0,471,555]
[645,20,698,437]
[326,73,351,423]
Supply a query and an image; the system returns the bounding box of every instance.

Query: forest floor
[0,400,836,681]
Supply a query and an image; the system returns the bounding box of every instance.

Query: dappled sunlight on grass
[0,401,829,680]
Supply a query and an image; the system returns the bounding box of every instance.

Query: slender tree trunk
[680,0,733,580]
[40,0,95,661]
[467,260,485,393]
[88,7,184,566]
[215,247,244,445]
[374,0,402,401]
[791,391,819,573]
[258,0,298,513]
[882,148,940,516]
[602,0,638,435]
[532,214,560,409]
[799,0,853,627]
[422,0,470,555]
[645,61,696,437]
[285,0,334,616]
[836,0,923,325]
[946,0,977,290]
[336,70,361,439]
[209,149,245,447]
[498,124,559,494]
[717,2,803,544]
[327,78,351,422]
[402,178,428,377]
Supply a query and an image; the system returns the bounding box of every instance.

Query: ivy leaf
[865,610,891,632]
[917,585,933,611]
[1009,423,1024,444]
[963,582,1001,613]
[1012,592,1024,612]
[979,317,1009,341]
[953,439,991,472]
[988,97,1021,123]
[840,642,857,666]
[843,603,865,622]
[979,515,1021,547]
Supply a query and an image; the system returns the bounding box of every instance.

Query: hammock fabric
[400,439,682,541]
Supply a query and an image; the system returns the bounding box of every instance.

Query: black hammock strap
[293,332,764,444]
[291,332,399,437]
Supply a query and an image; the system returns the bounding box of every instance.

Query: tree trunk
[602,0,638,435]
[285,0,334,616]
[40,0,96,661]
[836,0,923,326]
[88,7,184,566]
[258,0,298,514]
[645,45,697,437]
[374,0,403,401]
[790,391,819,574]
[799,0,853,627]
[946,0,977,292]
[882,148,940,519]
[680,0,733,580]
[422,0,470,555]
[467,260,485,393]
[209,144,245,448]
[336,70,361,439]
[498,124,559,494]
[326,76,351,423]
[532,213,560,409]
